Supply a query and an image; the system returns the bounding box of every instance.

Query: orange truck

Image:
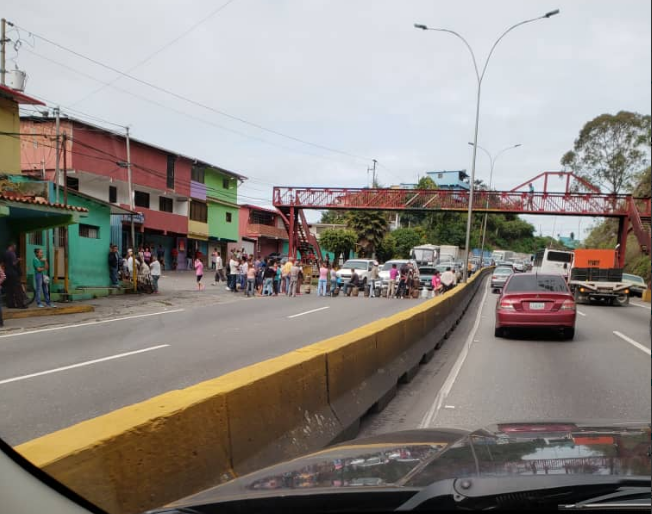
[569,249,631,306]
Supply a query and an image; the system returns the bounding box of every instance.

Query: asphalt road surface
[360,280,651,437]
[0,292,426,445]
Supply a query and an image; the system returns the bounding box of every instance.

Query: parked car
[622,273,648,297]
[336,259,376,286]
[495,273,577,340]
[490,266,514,291]
[418,266,437,290]
[379,259,416,287]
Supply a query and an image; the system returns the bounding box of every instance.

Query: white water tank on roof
[7,68,27,92]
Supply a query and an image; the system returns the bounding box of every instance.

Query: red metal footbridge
[273,172,651,267]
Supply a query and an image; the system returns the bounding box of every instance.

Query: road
[361,279,651,437]
[0,292,425,445]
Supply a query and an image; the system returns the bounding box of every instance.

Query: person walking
[2,243,25,309]
[369,261,380,298]
[194,255,204,291]
[213,252,225,285]
[150,257,161,293]
[108,244,120,287]
[33,248,54,308]
[397,264,408,299]
[288,260,301,297]
[0,263,5,326]
[388,263,398,299]
[317,262,328,297]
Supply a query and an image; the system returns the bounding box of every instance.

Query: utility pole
[125,127,137,291]
[54,107,61,203]
[62,131,69,298]
[372,159,377,187]
[1,18,7,86]
[62,133,68,206]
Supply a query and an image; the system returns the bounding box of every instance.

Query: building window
[134,191,150,208]
[191,165,205,184]
[159,196,173,213]
[166,155,176,189]
[79,224,100,239]
[223,178,231,189]
[109,185,117,203]
[28,232,44,245]
[226,212,233,223]
[54,227,67,247]
[251,210,274,226]
[190,201,208,223]
[66,176,80,191]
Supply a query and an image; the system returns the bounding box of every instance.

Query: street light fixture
[414,9,559,281]
[468,142,522,264]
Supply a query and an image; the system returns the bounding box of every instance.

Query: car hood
[161,421,650,509]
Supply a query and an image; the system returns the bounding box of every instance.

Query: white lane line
[0,309,185,339]
[613,331,651,356]
[631,302,651,310]
[0,345,170,385]
[420,280,490,428]
[288,306,330,319]
[577,310,587,317]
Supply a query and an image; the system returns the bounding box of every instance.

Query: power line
[70,0,242,107]
[13,21,375,164]
[23,48,369,168]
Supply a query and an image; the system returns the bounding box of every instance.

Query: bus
[532,248,575,279]
[410,244,439,267]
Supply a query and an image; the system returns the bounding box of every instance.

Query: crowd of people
[109,245,162,294]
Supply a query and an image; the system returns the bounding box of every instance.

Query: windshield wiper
[559,487,651,511]
[396,476,651,511]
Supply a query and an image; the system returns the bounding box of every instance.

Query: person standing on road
[213,252,224,285]
[143,246,152,265]
[108,244,120,287]
[288,260,301,297]
[150,257,161,293]
[33,248,54,308]
[431,270,442,297]
[263,260,275,296]
[273,261,281,296]
[211,248,218,270]
[388,263,398,299]
[369,261,380,298]
[194,255,204,291]
[240,258,248,292]
[440,267,456,293]
[317,261,328,297]
[126,249,134,280]
[156,244,166,269]
[246,263,256,297]
[170,247,178,270]
[282,258,293,295]
[329,265,337,296]
[228,254,238,291]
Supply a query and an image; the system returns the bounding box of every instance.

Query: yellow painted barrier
[643,289,651,303]
[16,268,492,514]
[4,303,94,319]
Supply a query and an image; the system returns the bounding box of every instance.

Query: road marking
[419,280,490,428]
[0,345,170,385]
[288,306,330,319]
[631,302,651,310]
[577,310,587,317]
[444,405,456,409]
[613,331,651,356]
[0,309,185,339]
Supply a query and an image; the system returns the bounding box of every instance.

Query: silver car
[491,266,514,290]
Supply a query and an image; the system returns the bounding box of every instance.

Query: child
[194,256,204,290]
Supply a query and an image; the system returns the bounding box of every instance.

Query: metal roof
[0,192,88,212]
[0,85,45,106]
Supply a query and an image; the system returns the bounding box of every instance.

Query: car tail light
[560,300,576,311]
[498,299,516,311]
[492,275,498,280]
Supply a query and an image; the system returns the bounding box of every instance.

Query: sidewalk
[0,271,246,333]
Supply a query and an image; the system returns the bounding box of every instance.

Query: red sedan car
[495,273,577,340]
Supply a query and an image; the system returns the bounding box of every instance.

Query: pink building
[237,204,288,258]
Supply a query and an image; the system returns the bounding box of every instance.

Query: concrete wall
[17,270,490,514]
[0,97,20,174]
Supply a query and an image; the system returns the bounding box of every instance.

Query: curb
[4,304,95,319]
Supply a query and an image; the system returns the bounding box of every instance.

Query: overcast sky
[4,0,651,236]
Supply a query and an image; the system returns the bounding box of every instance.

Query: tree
[346,210,388,257]
[392,227,425,258]
[320,210,347,224]
[375,234,397,263]
[319,229,357,266]
[561,111,651,194]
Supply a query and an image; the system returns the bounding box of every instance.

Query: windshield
[505,275,569,293]
[1,3,650,514]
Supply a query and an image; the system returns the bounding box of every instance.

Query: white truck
[491,250,515,263]
[410,244,439,267]
[439,245,459,264]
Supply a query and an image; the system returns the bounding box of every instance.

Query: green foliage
[375,234,397,262]
[346,210,388,257]
[392,228,425,258]
[561,111,650,194]
[633,167,651,197]
[320,210,347,224]
[319,229,357,265]
[416,176,438,190]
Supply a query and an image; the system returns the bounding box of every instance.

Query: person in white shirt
[150,257,161,293]
[228,256,239,291]
[213,252,225,285]
[440,267,456,292]
[126,249,134,278]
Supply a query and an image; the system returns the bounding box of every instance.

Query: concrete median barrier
[16,268,491,514]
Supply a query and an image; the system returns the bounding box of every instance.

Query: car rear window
[505,274,569,293]
[342,261,369,270]
[494,268,513,274]
[419,268,436,275]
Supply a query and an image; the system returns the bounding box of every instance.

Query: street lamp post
[469,142,522,264]
[414,9,559,282]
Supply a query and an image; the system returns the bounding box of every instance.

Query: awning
[208,236,238,243]
[68,189,139,216]
[0,194,87,231]
[188,232,209,242]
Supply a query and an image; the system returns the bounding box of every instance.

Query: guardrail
[17,269,491,514]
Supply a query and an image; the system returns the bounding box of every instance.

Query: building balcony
[121,204,188,235]
[246,223,288,240]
